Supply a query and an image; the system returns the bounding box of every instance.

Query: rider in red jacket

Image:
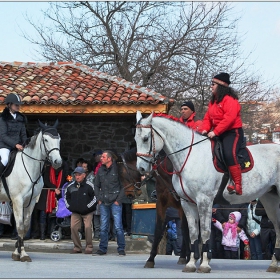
[179,101,202,131]
[201,73,244,195]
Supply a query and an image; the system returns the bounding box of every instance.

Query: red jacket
[179,112,202,131]
[201,95,242,136]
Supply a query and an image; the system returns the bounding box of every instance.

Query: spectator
[65,166,97,254]
[215,203,248,259]
[93,150,126,256]
[166,219,180,256]
[213,211,249,259]
[210,204,223,259]
[246,199,262,260]
[255,200,276,260]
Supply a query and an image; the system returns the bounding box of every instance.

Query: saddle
[1,150,18,178]
[211,137,254,174]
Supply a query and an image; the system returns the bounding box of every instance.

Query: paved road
[0,251,279,279]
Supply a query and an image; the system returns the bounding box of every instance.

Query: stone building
[0,61,174,169]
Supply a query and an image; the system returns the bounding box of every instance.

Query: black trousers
[219,128,244,166]
[260,228,276,259]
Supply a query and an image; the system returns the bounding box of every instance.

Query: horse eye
[44,138,48,142]
[143,136,148,142]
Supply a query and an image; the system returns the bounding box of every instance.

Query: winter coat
[246,203,261,236]
[64,179,97,215]
[214,220,248,248]
[255,200,274,229]
[201,95,242,136]
[179,112,202,131]
[86,171,100,215]
[94,161,125,205]
[0,107,27,149]
[167,220,177,240]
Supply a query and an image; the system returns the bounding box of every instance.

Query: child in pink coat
[212,211,249,259]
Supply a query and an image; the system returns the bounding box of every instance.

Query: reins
[135,119,209,204]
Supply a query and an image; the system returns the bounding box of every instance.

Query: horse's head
[135,111,164,174]
[38,119,62,169]
[118,148,142,199]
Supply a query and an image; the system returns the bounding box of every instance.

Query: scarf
[94,162,102,175]
[223,221,238,240]
[46,167,63,213]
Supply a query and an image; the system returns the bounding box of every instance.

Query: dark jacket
[215,203,248,230]
[255,200,275,229]
[64,179,97,215]
[94,161,125,205]
[0,107,27,149]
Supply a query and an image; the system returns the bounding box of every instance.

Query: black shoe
[92,250,106,256]
[118,250,126,256]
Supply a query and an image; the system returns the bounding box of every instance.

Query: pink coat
[214,220,248,248]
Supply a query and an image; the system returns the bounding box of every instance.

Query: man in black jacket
[65,166,97,254]
[93,150,126,256]
[255,200,276,260]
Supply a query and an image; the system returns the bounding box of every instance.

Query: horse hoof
[266,266,277,273]
[20,256,32,262]
[182,266,196,273]
[276,267,280,274]
[197,266,211,273]
[144,261,155,268]
[177,257,187,265]
[12,253,20,261]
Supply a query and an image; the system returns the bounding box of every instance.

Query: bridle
[135,120,208,204]
[21,128,60,207]
[119,153,142,196]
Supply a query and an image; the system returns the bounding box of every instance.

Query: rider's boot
[0,162,6,177]
[227,164,242,195]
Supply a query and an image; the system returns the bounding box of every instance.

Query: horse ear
[136,111,142,123]
[53,119,59,128]
[146,112,153,124]
[38,120,46,130]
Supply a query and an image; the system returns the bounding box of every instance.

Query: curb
[0,236,151,254]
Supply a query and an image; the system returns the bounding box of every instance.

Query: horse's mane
[25,130,41,149]
[153,112,180,122]
[121,148,137,163]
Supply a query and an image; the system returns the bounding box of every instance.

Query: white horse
[0,120,62,262]
[134,111,280,273]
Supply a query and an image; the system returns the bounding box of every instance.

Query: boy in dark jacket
[65,166,97,254]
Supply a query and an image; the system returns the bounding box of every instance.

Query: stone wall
[26,116,135,170]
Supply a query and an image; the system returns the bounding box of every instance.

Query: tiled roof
[0,61,174,106]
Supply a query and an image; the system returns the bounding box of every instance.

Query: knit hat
[229,211,241,223]
[181,101,195,112]
[93,149,103,157]
[213,72,231,87]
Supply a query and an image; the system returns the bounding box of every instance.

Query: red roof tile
[0,61,174,106]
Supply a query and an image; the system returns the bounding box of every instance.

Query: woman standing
[201,73,244,195]
[0,93,27,175]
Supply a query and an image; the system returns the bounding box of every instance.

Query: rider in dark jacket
[0,93,27,175]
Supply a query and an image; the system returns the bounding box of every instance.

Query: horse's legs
[11,197,34,262]
[259,193,280,273]
[196,197,213,273]
[177,213,191,265]
[144,198,167,268]
[180,199,199,273]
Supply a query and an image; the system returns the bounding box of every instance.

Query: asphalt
[0,235,152,254]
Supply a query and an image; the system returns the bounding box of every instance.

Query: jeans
[99,202,125,253]
[249,235,263,260]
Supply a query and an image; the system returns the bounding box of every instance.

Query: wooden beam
[0,104,168,115]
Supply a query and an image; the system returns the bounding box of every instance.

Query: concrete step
[0,235,152,254]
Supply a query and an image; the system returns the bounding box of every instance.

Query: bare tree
[22,1,277,124]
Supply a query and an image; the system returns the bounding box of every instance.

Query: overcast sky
[0,1,280,88]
